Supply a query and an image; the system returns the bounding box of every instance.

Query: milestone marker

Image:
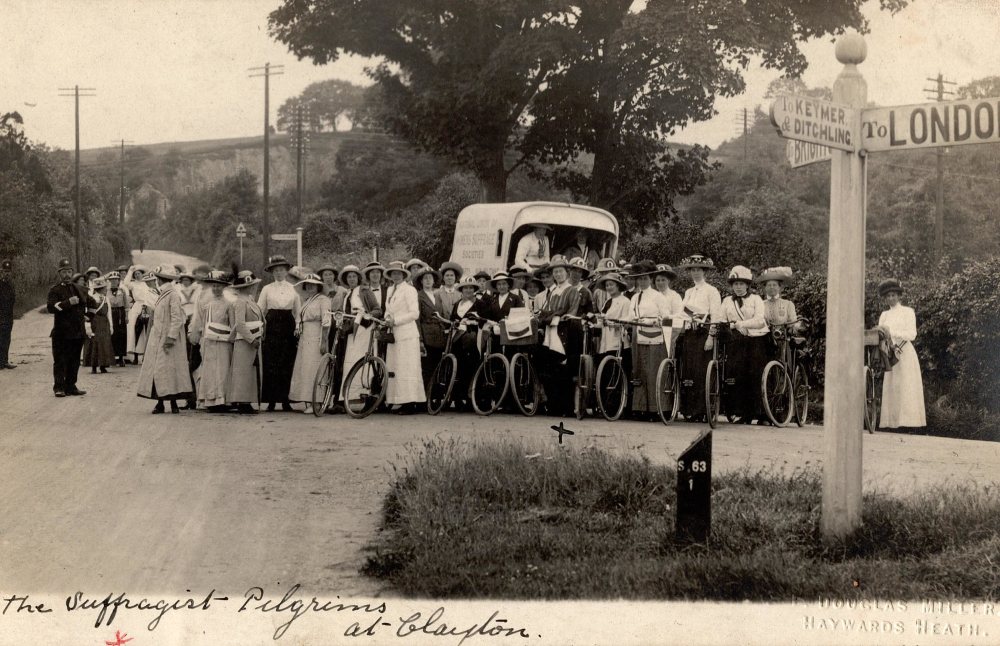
[675,430,712,545]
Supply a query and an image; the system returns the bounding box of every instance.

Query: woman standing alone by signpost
[877,279,926,429]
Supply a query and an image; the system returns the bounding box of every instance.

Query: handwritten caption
[1,585,533,643]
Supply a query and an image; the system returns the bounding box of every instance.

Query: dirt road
[1,250,998,597]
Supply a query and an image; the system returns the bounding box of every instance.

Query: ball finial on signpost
[835,31,867,65]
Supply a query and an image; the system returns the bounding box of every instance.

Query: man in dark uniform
[47,258,88,397]
[0,259,15,369]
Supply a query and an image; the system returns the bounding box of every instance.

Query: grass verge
[361,438,1000,600]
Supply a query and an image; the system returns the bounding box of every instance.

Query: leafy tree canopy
[277,79,367,132]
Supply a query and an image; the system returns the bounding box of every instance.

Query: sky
[2,0,998,153]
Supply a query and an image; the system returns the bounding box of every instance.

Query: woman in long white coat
[383,261,425,414]
[189,271,233,412]
[877,279,926,428]
[136,266,194,414]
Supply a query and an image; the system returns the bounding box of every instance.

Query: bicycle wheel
[655,358,680,425]
[509,352,541,416]
[342,356,388,419]
[426,353,458,415]
[574,354,595,420]
[311,352,337,417]
[761,360,794,427]
[470,353,510,416]
[792,365,810,427]
[595,356,627,421]
[864,366,877,433]
[706,359,721,429]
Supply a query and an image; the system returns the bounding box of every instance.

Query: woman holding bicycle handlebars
[677,255,723,422]
[449,276,491,410]
[339,265,382,403]
[627,260,674,419]
[383,261,425,414]
[537,256,580,416]
[416,265,447,388]
[720,266,769,423]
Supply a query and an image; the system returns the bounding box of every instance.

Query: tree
[270,0,906,218]
[956,76,1000,99]
[277,79,367,132]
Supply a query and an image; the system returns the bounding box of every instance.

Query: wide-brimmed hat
[56,258,74,273]
[201,270,232,285]
[316,264,339,277]
[339,264,363,284]
[412,265,440,284]
[546,254,573,272]
[621,262,634,277]
[106,271,122,281]
[405,258,428,272]
[526,276,544,290]
[679,254,716,270]
[116,265,129,273]
[178,272,196,282]
[456,276,481,293]
[152,265,179,280]
[384,260,410,280]
[439,261,464,279]
[362,261,384,281]
[508,263,530,277]
[84,266,101,277]
[296,273,325,288]
[568,257,591,278]
[628,259,658,277]
[473,270,491,281]
[288,265,311,281]
[599,272,628,292]
[727,265,753,285]
[265,255,292,272]
[878,278,904,297]
[594,257,618,274]
[532,264,552,278]
[192,264,212,279]
[70,272,85,283]
[232,270,261,289]
[141,273,158,283]
[91,277,109,290]
[654,263,678,280]
[757,266,794,284]
[489,271,513,290]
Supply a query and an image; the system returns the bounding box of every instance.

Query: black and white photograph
[1,1,999,644]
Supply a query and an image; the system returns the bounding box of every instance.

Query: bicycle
[761,318,810,427]
[341,316,391,419]
[653,317,683,425]
[311,315,346,417]
[562,314,597,420]
[705,321,737,429]
[507,318,542,417]
[863,327,886,434]
[593,316,632,421]
[465,313,511,416]
[426,313,460,415]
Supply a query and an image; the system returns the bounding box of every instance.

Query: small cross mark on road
[550,422,575,444]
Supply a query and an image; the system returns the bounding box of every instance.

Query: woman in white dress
[877,279,926,428]
[339,265,381,402]
[383,261,425,414]
[288,274,332,413]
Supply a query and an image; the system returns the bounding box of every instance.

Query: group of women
[108,247,924,428]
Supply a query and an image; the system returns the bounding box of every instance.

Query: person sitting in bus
[720,266,769,424]
[514,224,553,270]
[563,229,600,271]
[450,276,491,410]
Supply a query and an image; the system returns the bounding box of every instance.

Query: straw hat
[106,271,122,281]
[546,254,573,271]
[756,266,794,284]
[405,258,428,273]
[878,278,904,297]
[456,276,481,293]
[152,265,179,281]
[507,263,530,277]
[384,260,410,280]
[727,265,753,285]
[568,257,591,278]
[489,271,513,290]
[628,259,658,277]
[264,255,292,272]
[316,264,339,277]
[85,266,101,277]
[654,263,678,280]
[90,277,109,290]
[339,264,363,284]
[678,254,716,270]
[141,273,158,283]
[412,265,440,285]
[232,270,261,289]
[439,261,464,279]
[599,272,628,292]
[532,264,552,279]
[362,261,384,281]
[594,257,618,274]
[296,273,325,288]
[473,270,491,281]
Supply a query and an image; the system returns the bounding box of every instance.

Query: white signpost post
[772,34,1000,542]
[271,226,304,267]
[235,222,247,265]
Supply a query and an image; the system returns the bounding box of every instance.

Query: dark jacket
[483,292,525,322]
[47,281,88,339]
[449,298,491,328]
[0,276,14,322]
[342,286,381,329]
[417,289,447,349]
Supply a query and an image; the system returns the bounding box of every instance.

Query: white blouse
[629,287,673,345]
[257,280,301,315]
[659,288,685,318]
[682,282,722,322]
[879,304,917,344]
[720,294,769,337]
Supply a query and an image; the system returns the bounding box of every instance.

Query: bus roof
[456,201,619,237]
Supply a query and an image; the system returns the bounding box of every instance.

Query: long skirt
[453,331,481,406]
[421,345,443,392]
[198,338,232,406]
[343,324,374,400]
[880,343,926,428]
[329,326,349,403]
[111,307,128,357]
[84,316,114,368]
[386,335,426,405]
[227,340,259,404]
[678,328,712,420]
[261,309,297,404]
[288,320,326,403]
[725,334,769,421]
[632,342,667,413]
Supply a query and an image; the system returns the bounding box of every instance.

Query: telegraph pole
[249,63,284,266]
[112,139,133,224]
[290,104,310,224]
[924,73,956,259]
[58,85,96,270]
